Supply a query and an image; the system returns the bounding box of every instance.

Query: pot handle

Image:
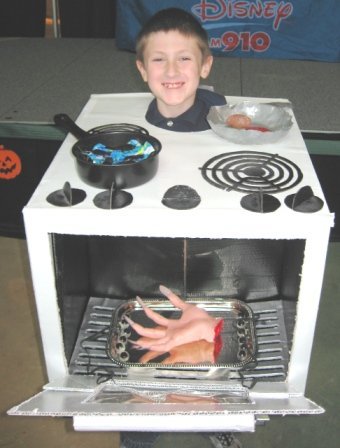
[54,113,89,140]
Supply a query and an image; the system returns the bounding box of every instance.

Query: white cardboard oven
[8,94,334,432]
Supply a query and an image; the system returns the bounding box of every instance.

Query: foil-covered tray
[106,298,257,375]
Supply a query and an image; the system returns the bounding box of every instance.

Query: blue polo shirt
[145,88,227,132]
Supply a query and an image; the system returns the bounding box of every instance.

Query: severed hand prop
[125,285,221,352]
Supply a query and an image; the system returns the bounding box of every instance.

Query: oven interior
[52,234,305,384]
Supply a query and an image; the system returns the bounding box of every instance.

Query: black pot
[54,114,162,189]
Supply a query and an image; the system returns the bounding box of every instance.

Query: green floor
[1,236,339,448]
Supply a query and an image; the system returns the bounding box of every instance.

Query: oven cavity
[51,234,303,387]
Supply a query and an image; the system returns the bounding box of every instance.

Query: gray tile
[206,56,242,96]
[1,38,339,132]
[241,58,340,132]
[1,39,147,122]
[0,38,98,119]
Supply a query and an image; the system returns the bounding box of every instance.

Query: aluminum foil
[207,101,293,144]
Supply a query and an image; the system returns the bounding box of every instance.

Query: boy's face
[136,30,213,118]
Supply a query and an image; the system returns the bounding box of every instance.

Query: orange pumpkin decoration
[0,145,22,179]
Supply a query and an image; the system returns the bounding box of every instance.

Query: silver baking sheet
[106,298,257,372]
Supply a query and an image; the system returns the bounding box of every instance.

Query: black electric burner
[200,151,303,194]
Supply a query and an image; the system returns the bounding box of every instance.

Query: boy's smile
[162,82,185,89]
[136,30,213,118]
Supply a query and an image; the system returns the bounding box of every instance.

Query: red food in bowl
[226,114,270,132]
[245,125,270,132]
[226,114,252,129]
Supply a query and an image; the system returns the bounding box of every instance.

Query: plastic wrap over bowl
[207,101,293,145]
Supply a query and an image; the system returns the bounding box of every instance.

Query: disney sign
[191,0,293,53]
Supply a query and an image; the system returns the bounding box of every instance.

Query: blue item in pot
[82,139,156,165]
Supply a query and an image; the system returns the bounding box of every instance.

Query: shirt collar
[147,94,207,128]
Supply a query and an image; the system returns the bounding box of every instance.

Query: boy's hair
[136,7,211,62]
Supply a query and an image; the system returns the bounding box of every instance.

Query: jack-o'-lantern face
[0,145,22,180]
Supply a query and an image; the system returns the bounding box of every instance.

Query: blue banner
[116,0,340,62]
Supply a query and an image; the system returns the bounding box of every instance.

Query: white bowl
[207,101,293,144]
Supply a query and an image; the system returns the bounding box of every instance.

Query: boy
[135,7,226,132]
[121,8,240,448]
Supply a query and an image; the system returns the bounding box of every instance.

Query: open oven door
[8,374,324,432]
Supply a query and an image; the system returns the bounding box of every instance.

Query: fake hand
[138,339,215,365]
[164,393,218,404]
[125,285,219,352]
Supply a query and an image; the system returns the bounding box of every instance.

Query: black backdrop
[59,0,117,38]
[0,0,46,37]
[0,0,117,38]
